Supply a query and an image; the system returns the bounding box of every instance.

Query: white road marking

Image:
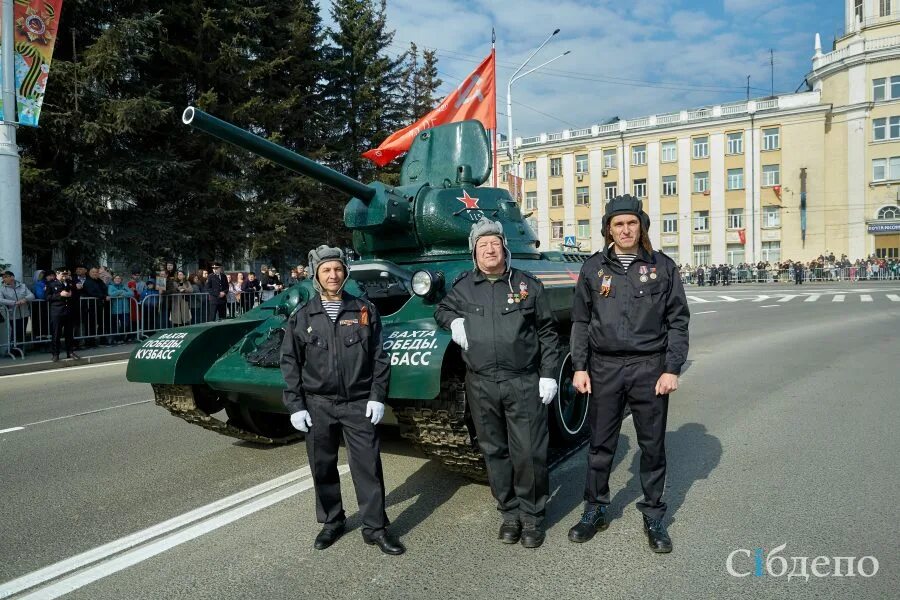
[0,427,24,434]
[860,295,874,302]
[760,305,780,308]
[0,464,348,600]
[718,296,741,302]
[833,295,846,302]
[9,400,153,430]
[693,310,717,315]
[887,294,900,302]
[804,294,822,302]
[686,296,711,303]
[777,295,802,302]
[1,360,128,379]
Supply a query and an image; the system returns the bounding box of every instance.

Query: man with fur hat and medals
[567,195,690,553]
[435,218,561,548]
[280,245,404,555]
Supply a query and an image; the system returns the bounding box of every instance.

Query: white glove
[366,401,385,425]
[450,318,468,351]
[539,378,558,405]
[290,410,312,432]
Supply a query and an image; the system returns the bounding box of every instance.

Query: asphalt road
[1,281,898,599]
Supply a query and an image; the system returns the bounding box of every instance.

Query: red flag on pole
[363,50,497,167]
[738,229,746,245]
[507,173,523,203]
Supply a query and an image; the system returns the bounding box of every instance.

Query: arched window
[877,205,899,220]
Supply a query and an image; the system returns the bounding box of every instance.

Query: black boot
[642,515,672,553]
[520,522,545,548]
[498,519,522,544]
[363,530,405,555]
[313,523,345,550]
[568,506,609,543]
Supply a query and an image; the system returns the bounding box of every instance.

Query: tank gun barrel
[182,107,376,202]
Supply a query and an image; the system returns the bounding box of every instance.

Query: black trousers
[584,353,669,520]
[466,372,549,526]
[49,311,75,356]
[209,300,226,321]
[305,396,388,536]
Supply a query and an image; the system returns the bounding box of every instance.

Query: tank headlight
[412,270,435,297]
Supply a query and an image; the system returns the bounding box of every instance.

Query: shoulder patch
[452,270,471,285]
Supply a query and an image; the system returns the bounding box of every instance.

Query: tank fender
[382,319,454,400]
[126,320,263,385]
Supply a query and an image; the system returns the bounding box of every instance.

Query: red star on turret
[457,190,480,210]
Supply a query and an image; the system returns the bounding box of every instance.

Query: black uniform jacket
[205,273,228,304]
[280,291,390,413]
[434,267,560,381]
[571,245,690,375]
[46,279,76,315]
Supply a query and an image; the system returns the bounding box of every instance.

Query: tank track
[151,384,301,445]
[395,378,489,481]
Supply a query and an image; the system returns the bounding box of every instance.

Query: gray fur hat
[468,217,510,272]
[307,245,348,294]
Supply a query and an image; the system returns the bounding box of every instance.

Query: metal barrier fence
[1,291,264,358]
[682,266,899,285]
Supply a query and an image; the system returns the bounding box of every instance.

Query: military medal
[507,293,514,304]
[360,305,369,326]
[306,326,313,333]
[650,267,658,280]
[597,269,604,278]
[518,281,529,300]
[640,275,649,283]
[601,275,612,297]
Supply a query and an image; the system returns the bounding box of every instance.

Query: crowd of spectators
[677,254,900,285]
[1,261,313,357]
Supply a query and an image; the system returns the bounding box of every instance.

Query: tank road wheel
[395,375,489,482]
[550,353,590,445]
[152,384,301,445]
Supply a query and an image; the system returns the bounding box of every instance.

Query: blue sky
[327,0,846,138]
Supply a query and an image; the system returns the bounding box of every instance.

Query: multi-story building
[498,0,900,264]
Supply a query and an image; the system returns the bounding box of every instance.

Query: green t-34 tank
[126,107,590,480]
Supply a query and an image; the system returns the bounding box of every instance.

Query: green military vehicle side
[126,108,590,479]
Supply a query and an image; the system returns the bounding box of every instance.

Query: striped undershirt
[618,254,637,271]
[322,300,342,322]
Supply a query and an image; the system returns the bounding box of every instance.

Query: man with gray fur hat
[435,218,561,548]
[280,245,403,555]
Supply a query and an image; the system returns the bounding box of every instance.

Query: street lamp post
[506,29,569,177]
[0,0,22,277]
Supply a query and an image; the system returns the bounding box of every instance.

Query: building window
[855,0,863,22]
[661,140,677,163]
[892,75,900,99]
[604,182,617,201]
[763,205,781,227]
[551,221,564,240]
[663,246,679,263]
[603,149,617,169]
[874,118,887,141]
[693,171,709,194]
[662,175,677,196]
[692,136,709,159]
[525,191,538,210]
[662,213,678,233]
[576,186,590,206]
[762,164,780,186]
[693,245,711,266]
[727,243,745,266]
[577,219,590,238]
[727,168,744,190]
[632,145,647,166]
[891,116,900,139]
[693,210,710,231]
[874,78,886,101]
[525,161,536,180]
[881,0,891,17]
[633,178,647,198]
[575,154,589,174]
[877,205,899,219]
[727,132,744,155]
[761,241,781,262]
[762,128,780,151]
[550,188,563,208]
[500,163,511,182]
[727,208,745,229]
[550,158,562,177]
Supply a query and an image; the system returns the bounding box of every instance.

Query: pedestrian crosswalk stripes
[685,292,900,304]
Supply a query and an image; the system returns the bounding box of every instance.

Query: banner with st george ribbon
[0,0,65,126]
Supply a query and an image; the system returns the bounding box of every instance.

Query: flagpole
[491,28,498,188]
[0,0,22,279]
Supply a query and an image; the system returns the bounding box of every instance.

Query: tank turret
[181,107,540,261]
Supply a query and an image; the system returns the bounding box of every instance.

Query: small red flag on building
[507,172,523,203]
[738,229,746,245]
[363,50,497,167]
[773,185,782,198]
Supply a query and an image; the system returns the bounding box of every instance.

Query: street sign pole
[0,0,22,277]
